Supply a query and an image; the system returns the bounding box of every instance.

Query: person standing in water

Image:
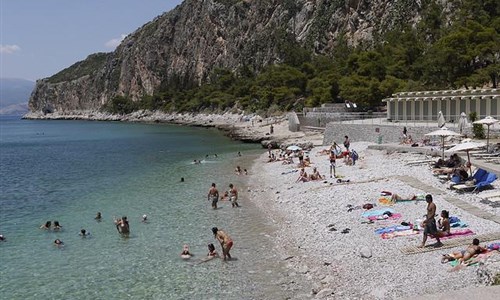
[212,227,233,261]
[207,183,220,209]
[229,183,239,207]
[114,216,130,235]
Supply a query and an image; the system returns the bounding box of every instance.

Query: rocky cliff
[29,0,454,113]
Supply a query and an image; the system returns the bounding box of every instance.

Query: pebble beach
[248,140,500,299]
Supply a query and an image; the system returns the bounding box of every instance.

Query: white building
[382,89,499,122]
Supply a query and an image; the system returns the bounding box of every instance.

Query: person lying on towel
[441,238,487,264]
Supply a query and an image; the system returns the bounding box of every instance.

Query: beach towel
[378,197,393,206]
[362,208,395,218]
[375,225,410,234]
[381,229,420,239]
[488,242,500,250]
[450,221,468,228]
[449,216,460,224]
[368,213,402,221]
[437,229,474,240]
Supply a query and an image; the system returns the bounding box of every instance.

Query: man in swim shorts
[212,227,233,260]
[229,183,239,207]
[419,194,442,247]
[208,183,219,209]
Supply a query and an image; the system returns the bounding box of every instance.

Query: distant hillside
[0,78,34,115]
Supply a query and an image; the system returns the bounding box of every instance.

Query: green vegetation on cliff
[103,0,498,115]
[47,53,110,84]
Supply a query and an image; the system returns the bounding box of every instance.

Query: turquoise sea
[0,116,293,299]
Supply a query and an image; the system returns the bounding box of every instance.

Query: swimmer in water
[54,239,64,247]
[79,229,90,237]
[95,212,102,221]
[142,214,148,223]
[180,244,192,259]
[40,221,51,230]
[114,216,130,235]
[53,221,62,231]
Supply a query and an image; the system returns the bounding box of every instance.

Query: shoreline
[23,110,312,146]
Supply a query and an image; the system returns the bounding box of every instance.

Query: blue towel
[374,225,411,234]
[362,208,395,218]
[449,216,460,224]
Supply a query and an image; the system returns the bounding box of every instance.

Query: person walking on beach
[229,183,239,207]
[419,194,442,248]
[270,124,274,134]
[208,183,220,209]
[212,227,233,261]
[329,149,337,178]
[343,136,350,151]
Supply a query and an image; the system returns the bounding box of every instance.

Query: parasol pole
[487,125,491,152]
[467,150,472,176]
[441,136,445,160]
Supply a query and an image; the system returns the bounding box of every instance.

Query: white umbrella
[473,116,499,151]
[286,145,302,151]
[445,141,486,175]
[425,127,462,159]
[458,112,468,134]
[437,111,446,128]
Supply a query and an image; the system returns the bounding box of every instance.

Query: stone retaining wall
[323,123,472,146]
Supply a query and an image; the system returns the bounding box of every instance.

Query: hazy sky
[1,0,183,81]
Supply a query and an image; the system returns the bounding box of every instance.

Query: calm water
[0,116,291,299]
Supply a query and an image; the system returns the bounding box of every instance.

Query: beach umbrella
[437,111,446,128]
[445,141,486,176]
[425,127,462,159]
[458,112,468,134]
[286,145,302,151]
[473,116,499,151]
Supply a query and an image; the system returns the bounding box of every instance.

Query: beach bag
[362,203,374,210]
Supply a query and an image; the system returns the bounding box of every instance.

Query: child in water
[180,244,192,259]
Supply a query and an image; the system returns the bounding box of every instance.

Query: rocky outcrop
[29,0,450,113]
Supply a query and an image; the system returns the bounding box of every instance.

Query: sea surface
[0,116,291,299]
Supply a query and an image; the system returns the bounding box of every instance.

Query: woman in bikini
[441,238,487,264]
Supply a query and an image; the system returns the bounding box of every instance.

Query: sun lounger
[452,169,497,193]
[405,159,435,166]
[479,191,500,200]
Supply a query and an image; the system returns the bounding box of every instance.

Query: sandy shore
[248,141,500,299]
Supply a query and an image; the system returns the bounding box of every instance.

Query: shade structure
[425,127,462,159]
[445,141,486,175]
[473,116,499,151]
[458,112,468,134]
[437,111,446,128]
[286,145,302,151]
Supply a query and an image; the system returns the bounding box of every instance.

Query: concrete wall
[288,112,300,132]
[323,123,473,146]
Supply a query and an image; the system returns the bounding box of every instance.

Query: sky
[0,0,184,81]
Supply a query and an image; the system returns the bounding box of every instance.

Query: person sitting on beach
[303,155,311,167]
[441,238,487,264]
[53,221,62,231]
[40,221,51,230]
[436,210,451,237]
[54,239,64,247]
[296,168,309,183]
[309,167,324,181]
[244,169,248,175]
[95,212,102,221]
[114,216,130,235]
